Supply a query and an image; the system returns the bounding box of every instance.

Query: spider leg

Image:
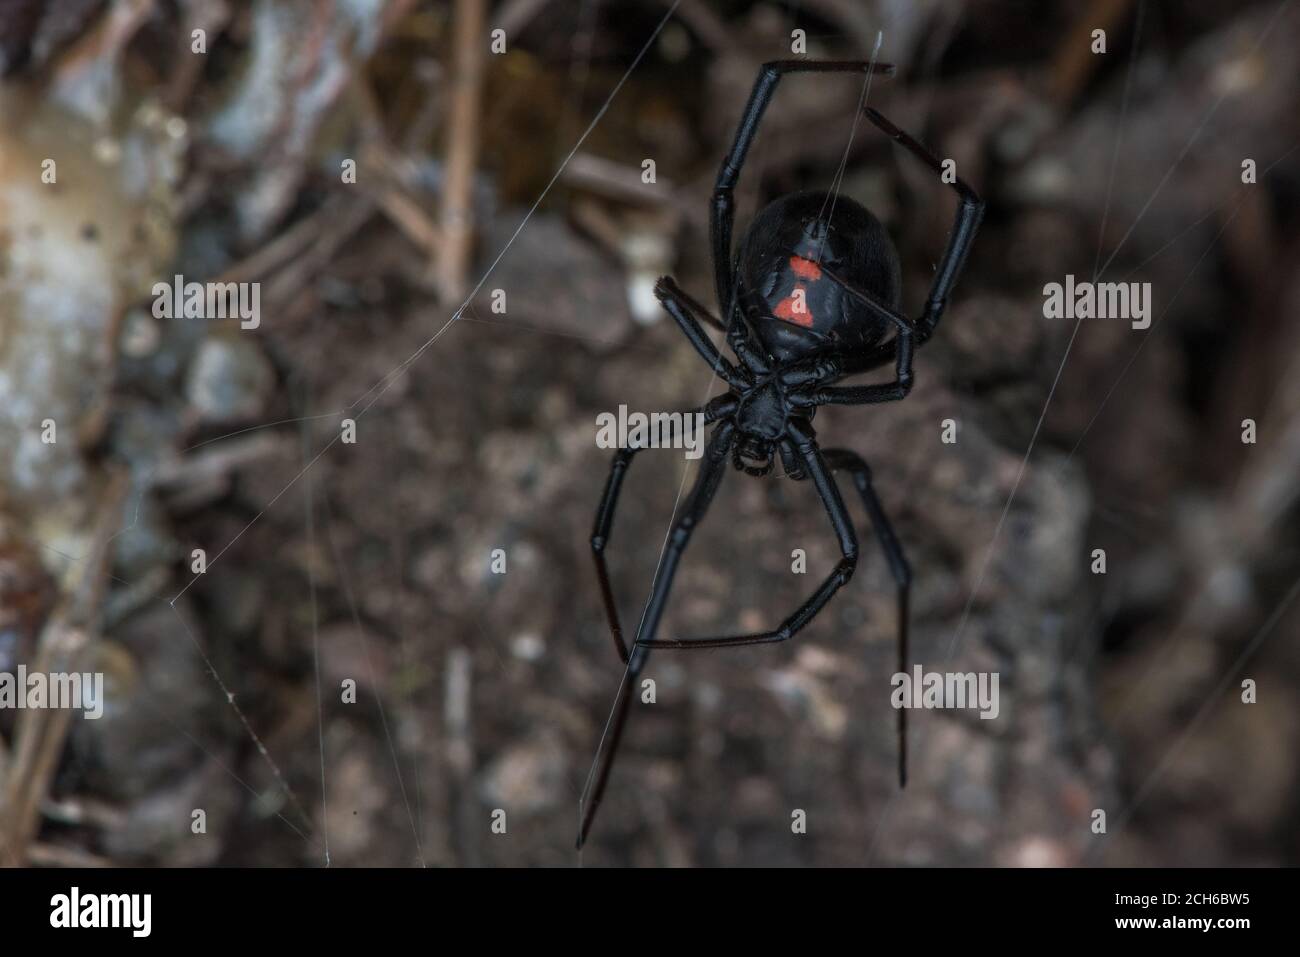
[820,264,915,336]
[661,274,727,334]
[861,106,984,343]
[591,400,735,663]
[790,321,914,407]
[801,265,916,381]
[712,59,896,314]
[655,277,746,388]
[636,426,859,650]
[578,423,734,849]
[822,449,911,788]
[667,288,772,383]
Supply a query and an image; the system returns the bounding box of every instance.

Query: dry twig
[0,473,128,866]
[435,0,489,301]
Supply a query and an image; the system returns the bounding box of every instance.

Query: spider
[578,60,984,849]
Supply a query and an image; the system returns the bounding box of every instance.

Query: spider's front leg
[822,449,912,788]
[590,396,735,663]
[579,423,735,848]
[636,423,860,650]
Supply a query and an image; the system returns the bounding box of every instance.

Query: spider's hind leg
[711,59,896,312]
[822,448,911,788]
[860,106,984,344]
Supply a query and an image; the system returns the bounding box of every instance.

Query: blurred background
[0,0,1297,867]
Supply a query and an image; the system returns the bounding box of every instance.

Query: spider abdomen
[737,190,901,362]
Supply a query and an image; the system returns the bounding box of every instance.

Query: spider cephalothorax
[578,60,984,849]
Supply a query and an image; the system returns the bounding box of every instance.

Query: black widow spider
[578,60,984,848]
